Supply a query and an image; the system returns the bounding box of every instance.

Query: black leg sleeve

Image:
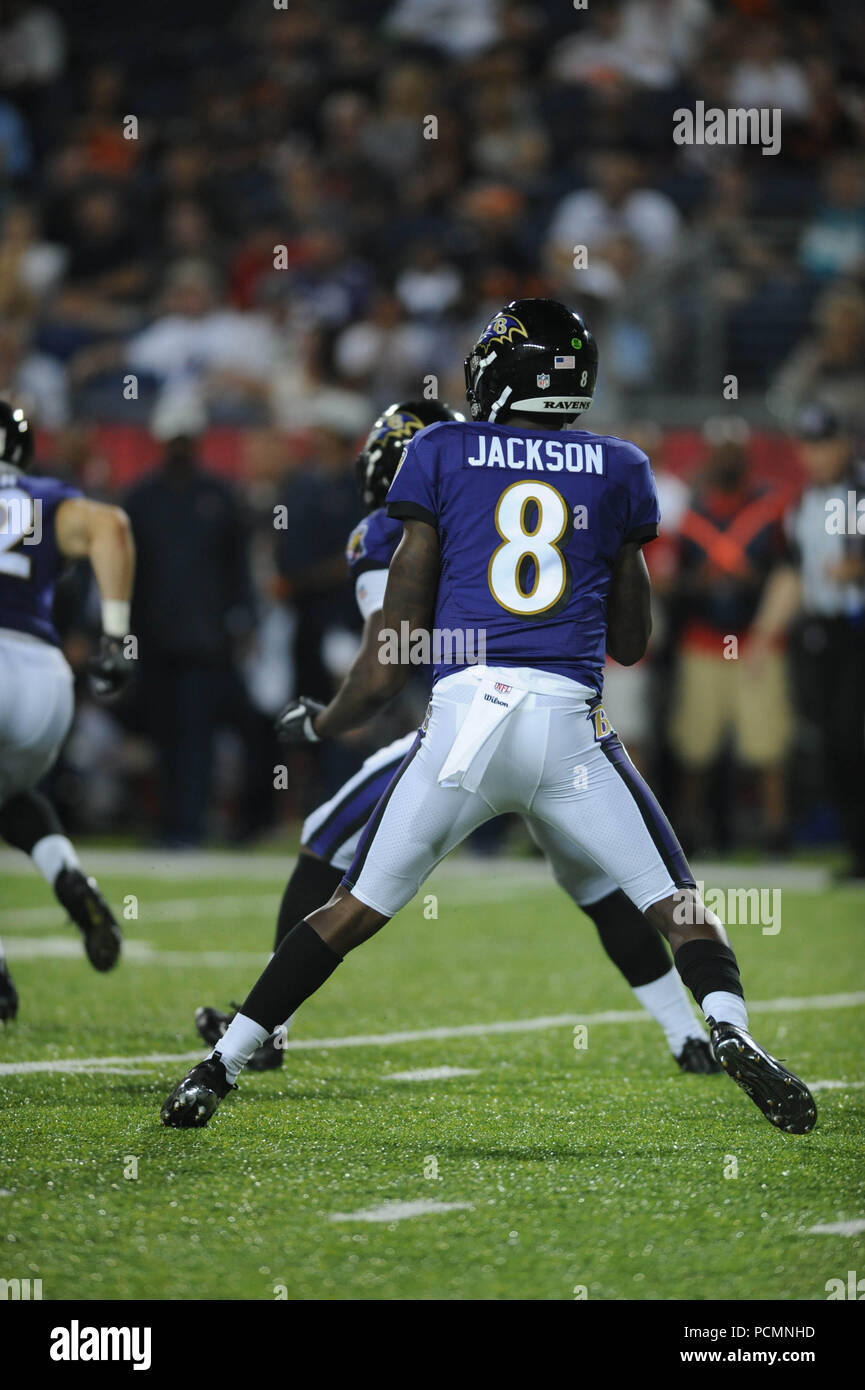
[273,855,345,953]
[674,939,743,1006]
[0,791,64,855]
[243,920,342,1032]
[581,889,673,988]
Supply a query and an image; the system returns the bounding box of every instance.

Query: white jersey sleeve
[354,567,388,621]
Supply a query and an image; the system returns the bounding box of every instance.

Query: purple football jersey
[386,420,659,690]
[0,469,81,645]
[345,506,403,581]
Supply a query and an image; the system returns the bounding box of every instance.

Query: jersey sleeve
[346,511,399,579]
[345,510,399,619]
[36,475,83,520]
[354,568,388,620]
[624,448,661,545]
[385,434,438,528]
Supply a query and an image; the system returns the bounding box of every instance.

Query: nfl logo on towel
[494,682,512,694]
[536,372,550,389]
[554,355,575,369]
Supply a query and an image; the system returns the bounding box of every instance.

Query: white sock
[32,834,80,886]
[632,966,706,1055]
[702,991,749,1030]
[211,1012,270,1083]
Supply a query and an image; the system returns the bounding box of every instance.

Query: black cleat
[54,867,122,971]
[195,1003,285,1072]
[0,959,18,1023]
[246,1033,284,1071]
[161,1051,235,1128]
[676,1036,722,1074]
[709,1019,817,1134]
[194,1004,235,1047]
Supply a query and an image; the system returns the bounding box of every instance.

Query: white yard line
[0,850,296,879]
[809,1080,865,1092]
[0,1051,207,1075]
[0,896,280,930]
[0,990,861,1077]
[807,1220,865,1237]
[329,1200,473,1223]
[1,936,267,967]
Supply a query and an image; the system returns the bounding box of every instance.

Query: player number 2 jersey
[385,420,660,691]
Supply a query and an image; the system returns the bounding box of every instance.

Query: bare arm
[607,541,652,666]
[751,563,802,641]
[55,498,135,614]
[745,564,802,670]
[315,520,440,738]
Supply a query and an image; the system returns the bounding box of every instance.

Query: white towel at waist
[437,672,529,791]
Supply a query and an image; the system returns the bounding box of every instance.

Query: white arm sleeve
[354,568,388,621]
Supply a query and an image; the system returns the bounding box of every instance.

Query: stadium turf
[1,858,863,1301]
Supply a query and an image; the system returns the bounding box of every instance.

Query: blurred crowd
[2,0,865,428]
[1,0,863,867]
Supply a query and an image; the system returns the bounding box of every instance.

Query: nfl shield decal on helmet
[536,372,550,389]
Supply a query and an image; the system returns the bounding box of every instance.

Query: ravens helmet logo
[372,410,426,449]
[478,313,529,351]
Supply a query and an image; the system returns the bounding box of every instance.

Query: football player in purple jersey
[163,303,815,1136]
[194,399,718,1075]
[0,401,136,1020]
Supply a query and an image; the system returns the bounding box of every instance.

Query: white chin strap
[487,385,512,422]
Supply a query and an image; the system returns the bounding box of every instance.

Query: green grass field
[1,852,863,1301]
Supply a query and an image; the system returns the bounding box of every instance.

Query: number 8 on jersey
[488,480,571,618]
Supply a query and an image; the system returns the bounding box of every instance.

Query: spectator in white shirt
[70,258,280,422]
[546,150,682,276]
[729,22,812,118]
[385,0,501,60]
[123,260,279,421]
[552,0,710,92]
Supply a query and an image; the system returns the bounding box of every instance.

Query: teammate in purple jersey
[193,399,718,1074]
[163,301,816,1136]
[0,400,137,1021]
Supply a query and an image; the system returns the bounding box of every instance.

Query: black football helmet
[355,398,463,511]
[0,400,33,471]
[464,298,598,425]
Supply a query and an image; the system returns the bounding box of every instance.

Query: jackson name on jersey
[466,435,606,473]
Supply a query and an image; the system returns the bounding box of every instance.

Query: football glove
[88,633,137,699]
[275,696,325,744]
